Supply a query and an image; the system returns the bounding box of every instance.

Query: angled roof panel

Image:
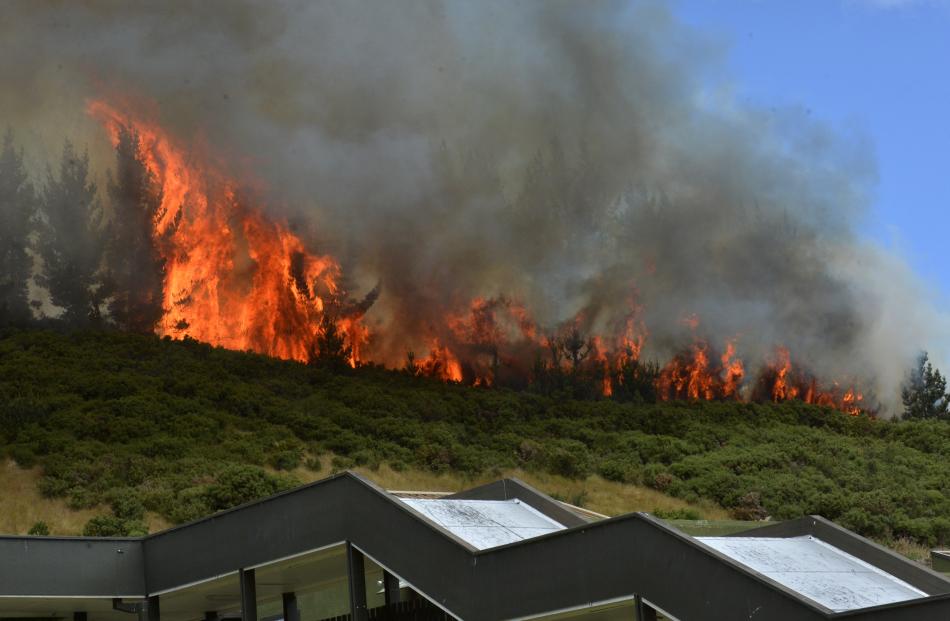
[698,536,927,612]
[400,498,566,550]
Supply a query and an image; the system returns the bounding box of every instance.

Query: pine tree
[0,129,37,325]
[104,127,165,333]
[901,352,950,420]
[308,314,353,372]
[36,140,107,326]
[615,357,660,403]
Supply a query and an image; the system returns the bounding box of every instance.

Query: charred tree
[404,350,418,375]
[0,130,37,325]
[104,127,165,333]
[559,325,593,371]
[36,140,107,326]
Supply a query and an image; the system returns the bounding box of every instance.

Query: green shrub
[597,454,640,483]
[109,488,146,521]
[82,515,148,537]
[205,465,298,511]
[542,439,592,478]
[9,444,36,468]
[652,507,701,520]
[28,521,50,536]
[330,455,354,471]
[167,487,213,524]
[270,449,302,471]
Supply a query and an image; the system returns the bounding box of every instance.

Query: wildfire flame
[86,98,867,415]
[88,99,367,364]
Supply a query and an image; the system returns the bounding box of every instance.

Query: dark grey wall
[0,536,145,596]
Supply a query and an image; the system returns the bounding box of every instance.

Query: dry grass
[291,456,731,520]
[886,537,934,566]
[0,459,171,536]
[0,459,99,535]
[6,454,720,536]
[0,457,936,569]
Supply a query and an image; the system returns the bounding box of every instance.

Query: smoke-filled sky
[0,0,947,411]
[675,0,950,303]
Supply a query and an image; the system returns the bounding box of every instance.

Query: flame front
[88,100,365,363]
[86,98,867,415]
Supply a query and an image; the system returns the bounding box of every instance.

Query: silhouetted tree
[36,140,107,326]
[0,130,37,324]
[901,352,950,420]
[104,127,165,333]
[309,314,352,372]
[404,350,418,375]
[559,325,593,370]
[614,357,660,403]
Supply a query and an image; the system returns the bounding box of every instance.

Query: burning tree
[5,97,875,415]
[308,313,353,372]
[104,127,166,334]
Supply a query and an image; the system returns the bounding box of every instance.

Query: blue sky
[673,0,950,300]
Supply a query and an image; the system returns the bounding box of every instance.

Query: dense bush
[1,329,949,546]
[82,515,148,537]
[28,521,50,536]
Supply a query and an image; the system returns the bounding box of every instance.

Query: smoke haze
[1,0,946,411]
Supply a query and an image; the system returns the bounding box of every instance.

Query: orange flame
[765,347,863,415]
[658,341,719,401]
[88,99,365,364]
[86,98,865,415]
[720,341,744,399]
[419,341,463,382]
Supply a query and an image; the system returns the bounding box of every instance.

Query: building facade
[1,472,949,621]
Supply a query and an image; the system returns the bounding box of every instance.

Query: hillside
[0,329,948,553]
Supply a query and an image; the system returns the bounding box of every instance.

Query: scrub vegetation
[0,329,948,551]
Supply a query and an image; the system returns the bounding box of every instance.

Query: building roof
[698,536,927,612]
[400,498,566,550]
[1,472,949,621]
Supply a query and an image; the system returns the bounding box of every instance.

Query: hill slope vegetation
[0,329,948,546]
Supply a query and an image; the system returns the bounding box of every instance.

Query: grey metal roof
[697,535,928,612]
[400,498,566,550]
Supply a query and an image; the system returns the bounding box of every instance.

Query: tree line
[2,128,948,420]
[0,129,164,332]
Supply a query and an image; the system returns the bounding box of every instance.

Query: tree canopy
[0,130,36,324]
[901,352,950,420]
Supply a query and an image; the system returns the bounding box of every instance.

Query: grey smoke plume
[1,0,946,411]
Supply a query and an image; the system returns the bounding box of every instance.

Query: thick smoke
[1,0,946,411]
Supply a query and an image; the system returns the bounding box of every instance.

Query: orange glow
[86,98,866,415]
[658,341,719,401]
[720,341,744,399]
[765,347,864,415]
[770,347,798,401]
[680,313,700,330]
[88,99,366,365]
[419,341,463,382]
